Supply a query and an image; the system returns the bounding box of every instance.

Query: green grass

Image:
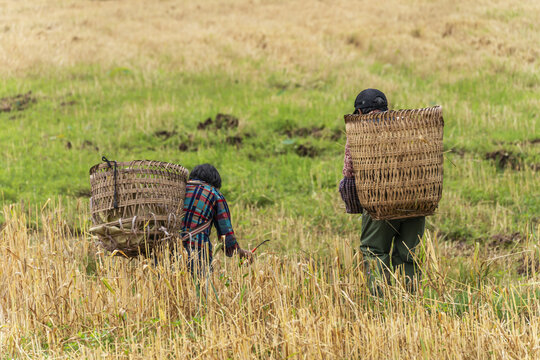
[1,59,538,247]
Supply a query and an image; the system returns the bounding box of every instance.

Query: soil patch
[329,129,343,141]
[81,140,99,152]
[178,143,198,152]
[283,125,325,138]
[283,125,343,140]
[489,232,522,248]
[295,144,319,157]
[517,256,540,276]
[449,147,467,157]
[485,150,522,170]
[178,135,198,152]
[226,135,243,146]
[154,130,177,140]
[1,91,36,112]
[435,230,472,246]
[197,117,213,130]
[215,113,239,129]
[198,113,240,130]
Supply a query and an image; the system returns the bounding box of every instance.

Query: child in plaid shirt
[181,164,252,273]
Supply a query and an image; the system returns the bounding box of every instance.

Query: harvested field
[0,0,538,358]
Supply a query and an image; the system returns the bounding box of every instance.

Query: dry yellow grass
[1,204,539,359]
[1,0,538,77]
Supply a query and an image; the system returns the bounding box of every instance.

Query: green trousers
[360,210,425,290]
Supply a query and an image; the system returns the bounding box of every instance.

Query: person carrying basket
[340,89,426,293]
[180,164,252,274]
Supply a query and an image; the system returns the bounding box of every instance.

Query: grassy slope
[1,60,538,242]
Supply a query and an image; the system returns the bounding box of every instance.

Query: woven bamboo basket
[89,159,189,257]
[344,106,444,220]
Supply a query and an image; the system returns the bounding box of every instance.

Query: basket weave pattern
[344,106,444,220]
[89,160,189,256]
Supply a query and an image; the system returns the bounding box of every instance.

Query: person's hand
[237,248,254,263]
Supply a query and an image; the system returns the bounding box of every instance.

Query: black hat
[354,88,388,114]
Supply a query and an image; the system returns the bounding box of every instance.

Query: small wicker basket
[89,159,189,257]
[344,106,444,220]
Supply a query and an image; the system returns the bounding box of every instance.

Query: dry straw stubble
[0,204,538,359]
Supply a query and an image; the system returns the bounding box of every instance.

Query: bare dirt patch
[485,150,523,170]
[178,135,198,152]
[284,125,325,138]
[178,143,198,152]
[197,117,213,130]
[226,135,243,146]
[215,113,239,129]
[247,153,259,161]
[282,125,342,141]
[448,147,467,157]
[295,144,319,158]
[489,232,522,249]
[517,256,540,276]
[330,129,343,141]
[154,130,177,140]
[0,91,36,112]
[81,140,100,152]
[198,113,239,130]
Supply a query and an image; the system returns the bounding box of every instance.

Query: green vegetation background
[1,59,538,246]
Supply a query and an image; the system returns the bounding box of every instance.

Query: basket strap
[102,156,118,209]
[180,220,212,242]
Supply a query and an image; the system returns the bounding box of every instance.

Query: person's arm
[213,191,251,259]
[339,177,362,214]
[339,139,363,214]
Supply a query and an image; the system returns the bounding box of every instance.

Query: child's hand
[238,248,254,263]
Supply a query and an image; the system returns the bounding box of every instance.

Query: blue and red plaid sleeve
[212,189,239,256]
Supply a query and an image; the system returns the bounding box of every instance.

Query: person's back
[181,164,251,274]
[340,89,425,294]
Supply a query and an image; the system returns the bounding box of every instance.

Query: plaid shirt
[181,180,239,256]
[339,177,363,214]
[340,138,363,214]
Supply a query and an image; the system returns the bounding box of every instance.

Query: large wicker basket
[89,159,189,257]
[344,106,444,220]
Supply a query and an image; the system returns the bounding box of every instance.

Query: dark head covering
[354,88,388,114]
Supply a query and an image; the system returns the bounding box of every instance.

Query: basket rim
[344,105,442,124]
[89,159,189,176]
